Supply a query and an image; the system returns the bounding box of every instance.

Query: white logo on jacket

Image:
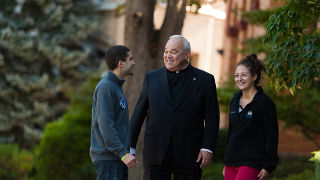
[120,98,127,109]
[245,111,253,118]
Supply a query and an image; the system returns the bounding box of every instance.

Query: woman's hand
[257,169,269,180]
[222,166,225,176]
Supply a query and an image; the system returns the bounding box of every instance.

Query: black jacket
[224,87,279,173]
[130,66,220,166]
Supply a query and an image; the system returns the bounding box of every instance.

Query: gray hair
[169,35,191,52]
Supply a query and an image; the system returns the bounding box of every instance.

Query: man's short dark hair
[105,45,130,71]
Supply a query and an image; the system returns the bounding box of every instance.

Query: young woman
[223,54,279,180]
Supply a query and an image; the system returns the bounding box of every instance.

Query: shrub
[35,75,99,180]
[269,155,314,179]
[202,129,227,180]
[202,162,224,180]
[0,143,34,180]
[270,169,315,180]
[310,150,320,180]
[213,129,227,162]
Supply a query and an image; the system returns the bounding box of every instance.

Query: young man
[90,45,136,180]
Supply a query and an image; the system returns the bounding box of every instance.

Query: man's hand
[257,169,269,180]
[196,150,213,169]
[122,154,137,168]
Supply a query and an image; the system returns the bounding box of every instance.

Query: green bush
[35,75,99,180]
[213,129,227,162]
[201,129,226,180]
[270,169,315,180]
[310,150,320,180]
[202,162,224,180]
[269,156,315,180]
[0,143,34,180]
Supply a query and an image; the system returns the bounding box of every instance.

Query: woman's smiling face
[234,64,257,91]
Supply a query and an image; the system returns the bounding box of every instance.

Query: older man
[130,35,220,180]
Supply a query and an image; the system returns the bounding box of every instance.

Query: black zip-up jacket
[224,87,279,173]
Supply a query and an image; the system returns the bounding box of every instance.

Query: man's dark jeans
[94,160,128,180]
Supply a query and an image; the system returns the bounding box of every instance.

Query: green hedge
[0,143,34,180]
[270,156,314,179]
[35,75,99,180]
[202,129,226,180]
[310,150,320,180]
[202,162,224,180]
[213,129,227,162]
[270,169,315,180]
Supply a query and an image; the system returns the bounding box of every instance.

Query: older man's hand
[122,154,137,168]
[196,150,213,169]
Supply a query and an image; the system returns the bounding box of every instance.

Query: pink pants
[224,166,260,180]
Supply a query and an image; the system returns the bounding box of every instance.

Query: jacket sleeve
[226,97,235,150]
[96,84,128,158]
[130,74,149,148]
[262,99,279,173]
[226,120,233,149]
[201,75,220,154]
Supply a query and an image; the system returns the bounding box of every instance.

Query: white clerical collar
[175,62,190,74]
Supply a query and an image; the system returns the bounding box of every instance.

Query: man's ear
[185,51,191,60]
[118,60,123,66]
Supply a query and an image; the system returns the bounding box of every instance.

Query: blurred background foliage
[310,150,320,179]
[241,0,320,93]
[263,0,320,93]
[0,0,100,147]
[0,0,104,179]
[35,75,100,180]
[0,144,34,179]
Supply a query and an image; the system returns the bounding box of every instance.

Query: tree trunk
[155,0,187,67]
[124,0,157,113]
[124,0,187,179]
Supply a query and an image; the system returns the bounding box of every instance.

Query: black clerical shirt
[167,64,191,110]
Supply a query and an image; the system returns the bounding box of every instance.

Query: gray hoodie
[90,71,130,162]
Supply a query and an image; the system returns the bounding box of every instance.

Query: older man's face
[163,38,190,72]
